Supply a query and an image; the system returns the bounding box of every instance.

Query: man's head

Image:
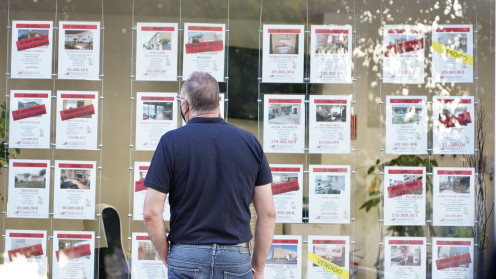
[179,72,220,121]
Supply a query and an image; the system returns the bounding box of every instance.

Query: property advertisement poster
[308,165,350,224]
[53,160,96,219]
[384,167,426,226]
[310,25,352,83]
[132,233,168,279]
[433,96,474,154]
[52,231,94,279]
[133,162,170,221]
[433,167,475,226]
[9,90,51,149]
[384,237,426,279]
[383,25,424,84]
[219,93,225,118]
[309,95,351,153]
[270,164,303,223]
[58,21,100,80]
[307,236,350,279]
[265,235,302,279]
[136,92,177,151]
[11,21,53,79]
[386,96,427,154]
[136,22,178,81]
[5,230,47,277]
[262,24,304,83]
[432,238,474,279]
[263,94,305,153]
[56,91,99,150]
[8,159,50,219]
[432,25,473,83]
[183,23,225,82]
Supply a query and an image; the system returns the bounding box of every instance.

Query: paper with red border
[262,24,304,83]
[384,237,426,279]
[11,21,53,79]
[264,235,302,279]
[131,232,168,278]
[270,164,303,223]
[307,235,350,279]
[432,237,473,278]
[52,231,94,279]
[5,230,47,277]
[133,162,170,221]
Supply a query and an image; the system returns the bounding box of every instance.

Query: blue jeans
[167,243,253,279]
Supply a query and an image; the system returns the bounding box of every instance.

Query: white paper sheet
[270,164,303,223]
[384,237,426,279]
[52,231,95,279]
[264,235,302,279]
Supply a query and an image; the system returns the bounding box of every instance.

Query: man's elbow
[143,206,162,222]
[259,209,277,221]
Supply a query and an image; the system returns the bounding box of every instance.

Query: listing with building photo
[308,165,350,223]
[433,96,474,154]
[433,167,475,226]
[264,235,302,279]
[384,237,426,279]
[8,159,50,219]
[52,231,94,279]
[263,94,305,153]
[262,24,304,83]
[383,25,424,84]
[133,162,170,221]
[309,95,351,153]
[11,21,53,79]
[386,96,427,154]
[5,230,47,277]
[53,161,96,219]
[432,25,473,83]
[310,25,352,83]
[307,236,350,279]
[270,165,303,223]
[432,237,474,279]
[131,232,168,279]
[182,23,225,82]
[136,22,178,81]
[56,91,99,150]
[384,167,426,226]
[58,21,100,80]
[136,92,177,151]
[9,90,51,149]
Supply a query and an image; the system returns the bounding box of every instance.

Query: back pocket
[224,269,253,279]
[168,265,200,279]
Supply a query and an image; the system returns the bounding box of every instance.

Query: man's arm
[143,187,169,266]
[252,183,276,279]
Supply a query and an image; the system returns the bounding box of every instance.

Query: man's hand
[143,187,169,266]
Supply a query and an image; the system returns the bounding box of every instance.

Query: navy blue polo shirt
[144,117,272,245]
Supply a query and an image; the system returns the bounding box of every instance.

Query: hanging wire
[351,0,357,274]
[426,1,432,277]
[379,0,385,276]
[473,2,480,276]
[257,0,264,140]
[225,0,230,122]
[303,0,310,238]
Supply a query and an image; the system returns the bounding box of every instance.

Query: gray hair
[180,72,219,114]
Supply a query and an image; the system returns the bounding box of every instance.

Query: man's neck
[188,111,220,120]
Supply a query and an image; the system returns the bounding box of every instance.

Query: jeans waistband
[171,242,250,248]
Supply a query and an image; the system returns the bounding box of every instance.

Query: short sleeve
[255,142,272,186]
[144,137,172,193]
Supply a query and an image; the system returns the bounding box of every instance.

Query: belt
[171,242,249,248]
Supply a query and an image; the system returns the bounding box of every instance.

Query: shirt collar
[187,117,226,124]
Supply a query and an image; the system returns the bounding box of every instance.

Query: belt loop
[212,243,217,255]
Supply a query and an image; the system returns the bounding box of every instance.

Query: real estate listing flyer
[182,23,225,82]
[262,24,304,83]
[263,94,305,153]
[9,90,51,149]
[265,235,302,279]
[56,91,99,150]
[386,96,427,154]
[52,231,94,279]
[136,92,177,151]
[384,167,426,226]
[432,25,473,83]
[133,162,170,221]
[136,22,178,81]
[53,160,96,219]
[307,235,350,279]
[131,232,168,279]
[270,164,303,223]
[384,237,426,279]
[432,237,474,279]
[383,25,424,84]
[308,165,350,224]
[11,21,53,79]
[433,167,475,226]
[309,95,351,153]
[8,159,50,219]
[310,25,352,83]
[58,21,101,80]
[219,93,225,118]
[5,229,47,277]
[433,96,474,154]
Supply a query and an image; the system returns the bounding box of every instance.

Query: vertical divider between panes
[379,0,385,277]
[426,1,432,277]
[473,2,479,277]
[1,0,11,264]
[303,0,310,239]
[352,0,358,275]
[257,0,263,141]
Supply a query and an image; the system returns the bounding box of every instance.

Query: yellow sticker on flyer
[432,41,473,66]
[307,251,349,279]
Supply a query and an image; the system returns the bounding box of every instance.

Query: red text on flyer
[185,40,223,54]
[8,244,44,261]
[384,38,424,57]
[271,180,300,195]
[60,104,95,121]
[56,244,91,261]
[387,180,422,198]
[436,253,471,270]
[12,104,47,121]
[16,35,49,51]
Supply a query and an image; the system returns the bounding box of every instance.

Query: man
[143,71,276,279]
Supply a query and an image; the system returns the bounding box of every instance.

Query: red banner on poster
[384,38,424,57]
[56,244,91,261]
[387,180,423,198]
[135,180,146,192]
[314,99,347,104]
[436,253,471,270]
[185,40,223,54]
[313,240,346,244]
[16,35,49,51]
[271,180,300,195]
[60,104,95,121]
[273,239,299,244]
[439,112,472,128]
[141,26,174,31]
[12,104,47,121]
[8,244,44,261]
